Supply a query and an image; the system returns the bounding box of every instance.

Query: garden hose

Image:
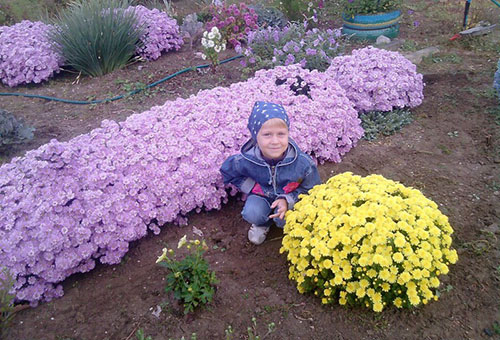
[0,54,243,105]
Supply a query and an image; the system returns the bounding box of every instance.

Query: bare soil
[2,1,500,339]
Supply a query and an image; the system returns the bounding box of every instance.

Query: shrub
[0,20,63,87]
[0,109,34,148]
[248,4,288,29]
[239,23,344,72]
[207,2,258,48]
[49,0,143,77]
[0,64,361,305]
[129,5,184,61]
[280,172,458,312]
[360,109,412,141]
[327,46,424,112]
[157,236,217,314]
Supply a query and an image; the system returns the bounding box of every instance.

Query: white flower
[215,32,222,40]
[208,32,215,40]
[211,26,219,34]
[215,45,221,53]
[156,248,168,263]
[208,40,215,48]
[201,38,208,47]
[203,31,208,37]
[201,53,207,60]
[177,235,187,248]
[222,43,226,51]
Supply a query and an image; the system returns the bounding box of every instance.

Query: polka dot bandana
[247,101,289,140]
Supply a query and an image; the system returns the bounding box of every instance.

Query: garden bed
[1,0,500,339]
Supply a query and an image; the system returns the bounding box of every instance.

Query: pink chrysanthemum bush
[207,3,258,48]
[128,5,184,60]
[0,64,361,305]
[327,46,424,112]
[0,21,64,87]
[280,172,458,312]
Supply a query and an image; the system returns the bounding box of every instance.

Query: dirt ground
[1,1,500,339]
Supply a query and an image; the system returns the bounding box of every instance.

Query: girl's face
[256,118,289,160]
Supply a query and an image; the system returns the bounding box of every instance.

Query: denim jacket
[220,138,321,209]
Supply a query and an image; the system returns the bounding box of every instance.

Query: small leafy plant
[0,268,16,339]
[180,13,204,49]
[157,236,218,314]
[249,4,288,28]
[359,109,413,141]
[135,328,153,340]
[343,0,401,17]
[0,109,35,149]
[201,27,226,72]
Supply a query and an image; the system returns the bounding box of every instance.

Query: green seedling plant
[0,268,15,339]
[157,236,218,314]
[247,316,276,340]
[135,328,153,340]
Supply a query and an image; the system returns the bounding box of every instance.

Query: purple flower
[126,6,183,61]
[413,20,420,27]
[1,63,365,304]
[0,20,63,87]
[327,46,424,112]
[306,48,317,56]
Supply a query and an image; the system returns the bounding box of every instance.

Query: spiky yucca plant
[49,0,144,77]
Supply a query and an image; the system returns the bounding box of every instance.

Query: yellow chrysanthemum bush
[279,172,458,312]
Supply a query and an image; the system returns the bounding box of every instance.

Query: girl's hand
[269,198,287,220]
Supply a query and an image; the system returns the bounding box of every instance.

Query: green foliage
[242,23,344,73]
[343,0,401,16]
[157,236,218,315]
[0,109,35,149]
[224,317,276,340]
[359,109,413,141]
[249,4,287,28]
[0,0,63,25]
[135,328,153,340]
[49,0,144,77]
[0,268,15,339]
[272,0,309,22]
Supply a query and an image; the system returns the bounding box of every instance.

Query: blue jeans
[241,194,286,228]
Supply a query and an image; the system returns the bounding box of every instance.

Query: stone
[484,223,499,234]
[402,46,440,65]
[376,35,391,45]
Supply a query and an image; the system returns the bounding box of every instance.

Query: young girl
[220,101,321,245]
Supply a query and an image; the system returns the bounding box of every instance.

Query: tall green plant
[49,0,144,77]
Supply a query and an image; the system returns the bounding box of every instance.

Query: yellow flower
[394,297,403,308]
[281,172,458,312]
[392,252,404,263]
[322,259,333,269]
